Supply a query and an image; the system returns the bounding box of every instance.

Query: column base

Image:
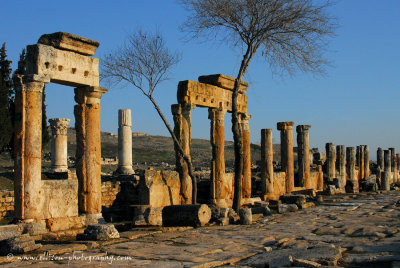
[49,167,69,173]
[81,213,106,225]
[115,166,135,175]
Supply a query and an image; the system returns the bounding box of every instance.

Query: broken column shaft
[363,145,370,178]
[382,150,391,191]
[325,143,336,181]
[241,113,252,199]
[389,148,397,183]
[377,147,384,170]
[356,146,365,180]
[277,122,295,193]
[208,108,227,207]
[346,147,358,193]
[117,109,134,175]
[49,118,70,173]
[296,125,311,188]
[261,129,274,199]
[172,103,195,205]
[336,145,346,190]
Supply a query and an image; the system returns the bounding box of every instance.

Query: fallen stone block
[251,206,271,216]
[0,234,42,256]
[239,208,252,225]
[162,204,211,227]
[78,224,120,241]
[291,189,317,198]
[280,194,306,207]
[228,209,240,224]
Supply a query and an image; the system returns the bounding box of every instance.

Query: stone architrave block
[178,80,248,113]
[26,44,99,87]
[198,74,249,93]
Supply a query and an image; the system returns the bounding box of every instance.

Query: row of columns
[260,122,312,198]
[14,74,107,221]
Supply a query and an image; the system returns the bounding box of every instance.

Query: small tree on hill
[180,0,336,211]
[101,29,199,204]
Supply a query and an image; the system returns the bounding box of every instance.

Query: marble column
[116,109,134,175]
[13,75,46,220]
[296,125,311,188]
[241,113,252,199]
[261,129,274,199]
[377,147,384,170]
[49,118,70,173]
[172,103,195,205]
[389,148,397,183]
[277,122,295,193]
[363,145,370,178]
[74,86,107,217]
[346,147,358,193]
[356,146,365,180]
[325,143,336,181]
[382,150,391,191]
[336,145,346,190]
[208,108,227,207]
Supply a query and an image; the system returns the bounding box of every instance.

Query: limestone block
[138,170,181,207]
[178,80,248,113]
[239,208,252,225]
[198,74,249,93]
[46,217,84,232]
[38,32,99,56]
[26,44,99,87]
[41,179,78,219]
[280,194,306,208]
[79,224,120,241]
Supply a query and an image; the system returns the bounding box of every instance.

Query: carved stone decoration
[49,118,70,173]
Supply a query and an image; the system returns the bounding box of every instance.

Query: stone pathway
[1,191,400,267]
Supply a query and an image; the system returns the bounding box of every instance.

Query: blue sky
[1,0,400,159]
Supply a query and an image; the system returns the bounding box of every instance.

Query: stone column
[74,86,107,218]
[346,147,358,193]
[260,129,274,199]
[172,103,195,205]
[208,108,227,207]
[397,154,400,183]
[49,118,70,173]
[382,150,391,190]
[336,145,346,190]
[241,113,252,199]
[356,146,365,180]
[377,147,384,170]
[363,145,370,178]
[325,143,336,182]
[13,75,46,220]
[277,122,295,193]
[389,148,397,183]
[116,109,134,175]
[296,125,311,188]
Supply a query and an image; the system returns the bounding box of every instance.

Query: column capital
[277,121,294,131]
[74,86,107,104]
[296,125,311,133]
[13,75,46,93]
[208,107,226,122]
[49,118,70,136]
[171,103,196,115]
[118,109,132,127]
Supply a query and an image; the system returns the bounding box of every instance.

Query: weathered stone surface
[251,206,271,216]
[280,194,306,208]
[297,125,311,188]
[178,80,248,113]
[0,234,41,256]
[198,74,249,93]
[116,109,134,175]
[325,143,336,182]
[241,113,252,199]
[38,32,99,56]
[239,208,252,225]
[49,118,70,173]
[336,145,346,189]
[162,204,211,227]
[45,216,83,232]
[26,44,99,87]
[277,122,295,193]
[278,204,298,213]
[78,224,120,241]
[261,129,274,199]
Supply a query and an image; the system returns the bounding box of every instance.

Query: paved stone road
[2,191,400,267]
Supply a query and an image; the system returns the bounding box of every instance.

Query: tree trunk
[162,204,211,227]
[149,96,197,204]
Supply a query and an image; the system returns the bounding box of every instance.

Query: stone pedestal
[377,147,384,171]
[208,108,227,207]
[277,122,294,193]
[172,103,195,205]
[116,109,134,175]
[49,118,70,173]
[241,113,252,199]
[74,86,107,215]
[325,143,336,181]
[261,129,274,199]
[389,148,397,183]
[13,76,46,220]
[336,145,346,190]
[296,125,311,188]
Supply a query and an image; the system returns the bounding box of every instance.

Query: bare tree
[180,0,336,211]
[101,29,198,204]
